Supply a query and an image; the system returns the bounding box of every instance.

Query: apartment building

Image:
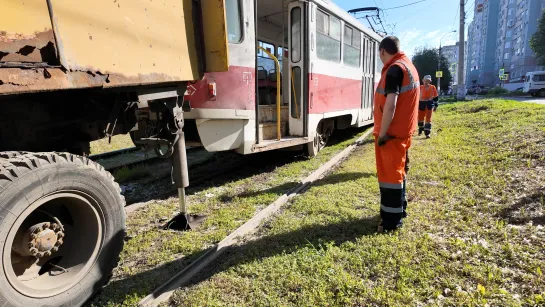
[465,0,501,87]
[494,0,545,84]
[442,42,467,84]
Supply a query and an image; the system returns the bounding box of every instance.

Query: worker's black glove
[378,135,393,147]
[433,102,438,111]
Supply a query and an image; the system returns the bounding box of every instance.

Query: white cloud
[423,30,441,40]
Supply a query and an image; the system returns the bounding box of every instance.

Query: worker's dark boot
[424,123,432,139]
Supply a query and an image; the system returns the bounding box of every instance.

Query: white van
[523,71,545,97]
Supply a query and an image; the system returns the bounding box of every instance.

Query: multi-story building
[441,42,467,85]
[494,0,545,85]
[465,0,501,87]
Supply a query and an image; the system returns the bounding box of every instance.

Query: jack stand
[164,102,207,231]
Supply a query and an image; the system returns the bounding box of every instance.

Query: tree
[412,47,453,92]
[530,9,545,66]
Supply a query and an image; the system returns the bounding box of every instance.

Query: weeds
[113,165,151,183]
[169,99,545,306]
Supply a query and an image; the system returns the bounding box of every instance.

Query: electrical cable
[382,0,430,11]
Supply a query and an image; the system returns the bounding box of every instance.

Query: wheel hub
[13,222,64,259]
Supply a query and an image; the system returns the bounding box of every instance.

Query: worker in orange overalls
[374,36,420,232]
[418,75,439,138]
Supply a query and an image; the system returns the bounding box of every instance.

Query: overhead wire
[388,0,442,31]
[382,0,430,11]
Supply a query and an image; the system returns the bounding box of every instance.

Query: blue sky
[334,0,474,58]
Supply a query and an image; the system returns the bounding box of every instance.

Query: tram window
[258,41,275,58]
[226,0,242,43]
[376,44,383,74]
[343,26,361,67]
[278,46,288,65]
[291,7,302,63]
[258,41,276,72]
[316,10,341,62]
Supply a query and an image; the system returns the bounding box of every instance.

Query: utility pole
[457,0,466,100]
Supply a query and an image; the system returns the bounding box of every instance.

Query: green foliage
[487,87,509,96]
[530,9,545,66]
[412,47,453,90]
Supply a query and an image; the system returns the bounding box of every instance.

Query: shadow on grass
[499,188,545,226]
[88,215,379,306]
[219,172,373,202]
[124,128,368,205]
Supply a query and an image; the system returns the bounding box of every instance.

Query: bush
[487,87,509,96]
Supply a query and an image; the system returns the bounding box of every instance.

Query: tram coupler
[165,106,206,231]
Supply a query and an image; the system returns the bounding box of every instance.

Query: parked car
[467,85,490,95]
[523,71,545,97]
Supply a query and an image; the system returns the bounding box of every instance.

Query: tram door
[288,2,308,137]
[361,37,375,121]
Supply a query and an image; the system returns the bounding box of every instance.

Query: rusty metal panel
[0,1,57,63]
[49,0,202,84]
[201,0,229,73]
[0,0,230,95]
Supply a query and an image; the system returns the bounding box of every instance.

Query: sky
[334,0,475,58]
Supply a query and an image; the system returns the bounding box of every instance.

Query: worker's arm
[378,65,403,146]
[433,86,439,110]
[379,93,398,139]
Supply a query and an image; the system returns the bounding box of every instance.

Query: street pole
[457,0,466,100]
[438,45,442,93]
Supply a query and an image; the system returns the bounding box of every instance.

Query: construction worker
[418,75,439,138]
[374,36,420,232]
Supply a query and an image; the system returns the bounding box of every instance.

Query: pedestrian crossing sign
[436,71,443,78]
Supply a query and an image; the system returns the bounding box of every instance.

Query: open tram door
[287,1,307,140]
[253,0,311,153]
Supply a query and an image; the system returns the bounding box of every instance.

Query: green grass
[113,165,151,183]
[165,99,545,307]
[88,130,368,307]
[90,134,134,155]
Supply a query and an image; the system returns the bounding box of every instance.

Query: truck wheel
[539,89,545,98]
[0,153,125,307]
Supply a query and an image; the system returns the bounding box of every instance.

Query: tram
[179,0,383,156]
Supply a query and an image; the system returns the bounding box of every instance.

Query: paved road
[503,96,545,105]
[464,95,545,105]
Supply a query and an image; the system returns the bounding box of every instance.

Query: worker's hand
[378,135,390,146]
[433,106,438,112]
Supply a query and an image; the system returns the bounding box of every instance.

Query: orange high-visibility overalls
[374,52,420,230]
[418,84,438,137]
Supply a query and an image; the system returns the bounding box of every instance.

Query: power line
[388,0,442,31]
[382,0,430,11]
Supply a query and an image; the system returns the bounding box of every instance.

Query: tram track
[137,128,373,307]
[90,146,201,173]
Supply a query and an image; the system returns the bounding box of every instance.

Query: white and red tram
[183,0,383,156]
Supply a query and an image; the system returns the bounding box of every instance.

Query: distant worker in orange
[374,36,420,232]
[418,75,439,138]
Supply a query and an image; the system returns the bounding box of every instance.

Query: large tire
[0,152,125,307]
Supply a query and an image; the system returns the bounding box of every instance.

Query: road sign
[436,71,443,78]
[499,68,505,75]
[499,74,509,81]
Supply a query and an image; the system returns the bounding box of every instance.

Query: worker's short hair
[379,36,400,55]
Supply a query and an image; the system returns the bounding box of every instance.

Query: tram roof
[310,0,384,42]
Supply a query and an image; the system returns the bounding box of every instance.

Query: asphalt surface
[464,95,545,105]
[504,96,545,105]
